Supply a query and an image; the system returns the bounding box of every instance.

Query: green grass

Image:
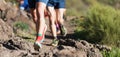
[14,21,29,32]
[14,21,35,42]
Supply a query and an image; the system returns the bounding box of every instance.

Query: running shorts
[28,0,49,8]
[47,0,66,9]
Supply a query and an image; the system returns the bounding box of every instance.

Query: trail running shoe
[60,25,67,37]
[51,39,59,47]
[34,25,47,50]
[34,41,42,51]
[34,36,45,51]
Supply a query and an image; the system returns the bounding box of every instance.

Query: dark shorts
[47,0,66,9]
[28,0,36,8]
[28,0,49,9]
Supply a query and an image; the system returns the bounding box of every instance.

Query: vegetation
[66,0,90,16]
[14,21,35,42]
[14,21,29,32]
[73,2,120,57]
[66,0,120,16]
[97,0,120,6]
[5,0,18,4]
[74,3,120,47]
[102,47,120,57]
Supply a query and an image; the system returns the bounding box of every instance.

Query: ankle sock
[36,25,47,42]
[38,34,42,36]
[36,34,42,41]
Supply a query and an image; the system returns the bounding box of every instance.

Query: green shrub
[14,21,29,31]
[102,47,120,57]
[74,3,120,47]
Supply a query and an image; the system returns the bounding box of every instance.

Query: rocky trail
[0,0,105,57]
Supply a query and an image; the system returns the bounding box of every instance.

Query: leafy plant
[74,3,120,47]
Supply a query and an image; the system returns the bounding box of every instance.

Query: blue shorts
[36,0,49,4]
[20,0,29,10]
[47,0,66,9]
[28,0,49,9]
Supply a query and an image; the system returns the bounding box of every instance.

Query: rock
[95,44,112,51]
[0,19,14,41]
[0,0,18,21]
[0,49,31,57]
[87,48,103,57]
[0,0,7,10]
[55,45,87,57]
[5,5,18,20]
[57,39,103,57]
[39,51,53,57]
[59,39,76,47]
[0,50,11,57]
[56,49,75,57]
[75,40,87,49]
[76,51,87,57]
[60,47,75,57]
[3,38,34,52]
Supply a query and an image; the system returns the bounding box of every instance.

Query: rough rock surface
[0,19,14,41]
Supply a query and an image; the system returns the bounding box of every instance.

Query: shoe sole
[51,42,58,47]
[34,42,42,51]
[51,40,59,47]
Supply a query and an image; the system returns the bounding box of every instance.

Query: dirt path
[0,14,103,57]
[38,16,76,53]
